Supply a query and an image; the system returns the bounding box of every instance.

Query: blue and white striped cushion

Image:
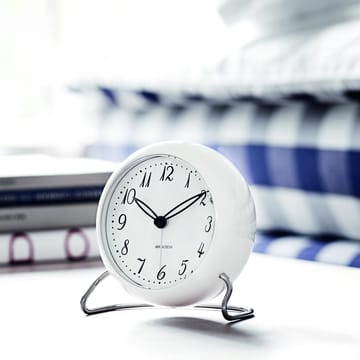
[84,93,360,241]
[254,232,360,268]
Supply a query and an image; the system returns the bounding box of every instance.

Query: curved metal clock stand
[80,271,254,322]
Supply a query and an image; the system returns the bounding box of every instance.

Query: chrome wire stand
[80,271,254,322]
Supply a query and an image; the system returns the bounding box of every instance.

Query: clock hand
[134,197,158,220]
[135,197,170,229]
[164,191,207,221]
[159,229,164,268]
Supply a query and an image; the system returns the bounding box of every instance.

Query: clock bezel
[97,141,256,306]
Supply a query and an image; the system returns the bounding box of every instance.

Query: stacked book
[0,155,114,267]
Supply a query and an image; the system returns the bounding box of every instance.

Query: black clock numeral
[160,165,174,182]
[137,258,146,274]
[157,264,166,280]
[204,216,213,233]
[200,190,207,206]
[178,259,189,276]
[121,239,130,255]
[117,213,127,230]
[139,172,152,188]
[197,242,205,258]
[122,188,136,205]
[184,172,191,188]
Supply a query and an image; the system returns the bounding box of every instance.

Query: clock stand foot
[195,273,255,322]
[80,271,153,315]
[80,271,254,322]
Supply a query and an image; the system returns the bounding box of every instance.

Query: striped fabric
[84,94,360,241]
[71,18,360,267]
[254,232,360,268]
[89,85,360,111]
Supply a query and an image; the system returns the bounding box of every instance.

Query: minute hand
[164,191,207,220]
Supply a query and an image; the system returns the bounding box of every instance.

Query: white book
[0,154,114,190]
[0,203,99,232]
[0,155,115,231]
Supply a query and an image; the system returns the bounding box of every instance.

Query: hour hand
[134,197,158,220]
[164,191,207,221]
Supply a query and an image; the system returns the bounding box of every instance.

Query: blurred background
[2,0,360,156]
[1,0,230,155]
[1,0,360,269]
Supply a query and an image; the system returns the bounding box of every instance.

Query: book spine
[0,227,99,266]
[0,203,98,232]
[0,172,112,190]
[0,185,105,207]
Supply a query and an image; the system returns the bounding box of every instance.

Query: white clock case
[97,141,256,307]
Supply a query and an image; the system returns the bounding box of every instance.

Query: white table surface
[1,254,359,360]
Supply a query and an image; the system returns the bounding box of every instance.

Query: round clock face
[104,154,215,290]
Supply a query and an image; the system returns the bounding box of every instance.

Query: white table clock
[81,141,256,322]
